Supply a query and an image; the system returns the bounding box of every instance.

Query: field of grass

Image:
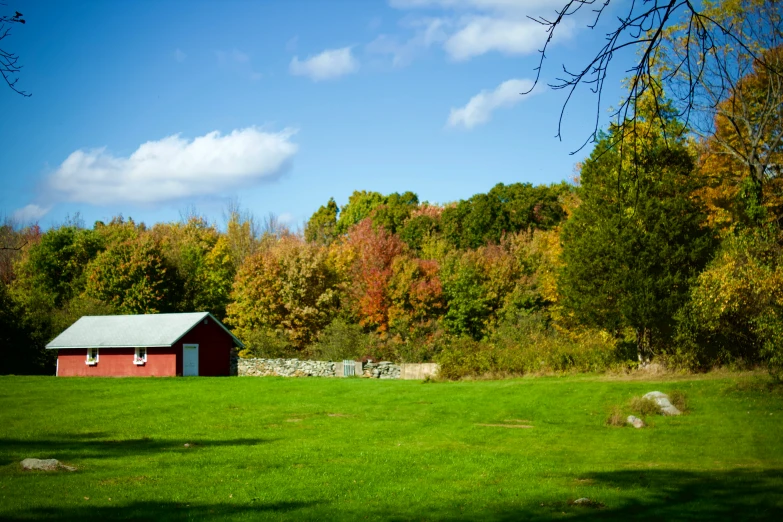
[1,374,782,521]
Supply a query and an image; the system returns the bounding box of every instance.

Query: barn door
[183,344,199,376]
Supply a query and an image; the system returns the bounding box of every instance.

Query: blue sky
[0,0,635,230]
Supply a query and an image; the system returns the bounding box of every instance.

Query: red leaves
[343,219,406,332]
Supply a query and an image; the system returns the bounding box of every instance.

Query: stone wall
[361,361,401,379]
[238,358,336,377]
[237,358,438,379]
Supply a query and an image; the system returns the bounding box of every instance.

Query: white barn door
[183,344,199,376]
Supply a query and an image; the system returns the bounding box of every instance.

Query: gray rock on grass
[21,458,76,472]
[643,391,682,416]
[627,415,645,428]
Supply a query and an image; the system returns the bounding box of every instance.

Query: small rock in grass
[627,415,645,428]
[643,391,682,416]
[571,497,603,508]
[20,458,76,472]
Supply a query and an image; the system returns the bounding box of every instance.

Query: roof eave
[168,312,245,349]
[46,344,174,350]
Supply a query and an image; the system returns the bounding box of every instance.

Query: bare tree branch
[527,0,776,155]
[0,5,30,97]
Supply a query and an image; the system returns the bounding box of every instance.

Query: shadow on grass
[0,435,275,466]
[448,468,783,522]
[2,468,781,520]
[0,500,319,521]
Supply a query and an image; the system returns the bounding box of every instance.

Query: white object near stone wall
[399,363,439,380]
[643,391,682,416]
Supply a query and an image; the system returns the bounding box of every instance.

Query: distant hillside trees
[5,39,783,376]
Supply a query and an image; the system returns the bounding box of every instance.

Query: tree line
[2,0,781,377]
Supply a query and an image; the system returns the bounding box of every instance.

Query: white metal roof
[46,312,244,349]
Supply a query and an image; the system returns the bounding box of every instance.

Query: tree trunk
[636,327,651,364]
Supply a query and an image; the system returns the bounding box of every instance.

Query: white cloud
[390,0,563,12]
[289,47,359,81]
[12,204,51,223]
[46,128,298,205]
[386,0,575,61]
[366,18,447,67]
[444,16,555,61]
[448,78,541,129]
[174,48,187,62]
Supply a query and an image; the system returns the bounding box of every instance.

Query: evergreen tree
[559,95,716,360]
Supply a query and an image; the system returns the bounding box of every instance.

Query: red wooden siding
[56,315,234,377]
[175,318,233,376]
[57,347,177,377]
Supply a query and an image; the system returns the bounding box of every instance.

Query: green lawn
[0,374,781,521]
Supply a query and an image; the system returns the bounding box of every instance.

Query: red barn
[47,312,244,377]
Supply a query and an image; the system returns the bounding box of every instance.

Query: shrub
[436,312,626,379]
[668,390,689,412]
[606,406,625,427]
[308,318,374,361]
[436,336,495,380]
[672,227,783,374]
[629,396,661,416]
[388,320,446,363]
[238,328,295,359]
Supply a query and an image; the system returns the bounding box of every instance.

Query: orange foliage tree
[340,218,406,333]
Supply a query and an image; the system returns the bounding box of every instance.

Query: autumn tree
[84,234,181,314]
[335,191,386,235]
[226,236,340,351]
[197,235,236,321]
[660,0,783,226]
[441,183,570,250]
[8,220,109,374]
[307,191,421,243]
[369,191,420,234]
[387,256,444,334]
[150,216,235,318]
[440,242,530,340]
[399,204,444,253]
[340,218,406,333]
[223,203,261,270]
[0,219,39,285]
[13,224,104,309]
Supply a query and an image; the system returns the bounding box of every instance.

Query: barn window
[134,347,147,365]
[86,348,99,365]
